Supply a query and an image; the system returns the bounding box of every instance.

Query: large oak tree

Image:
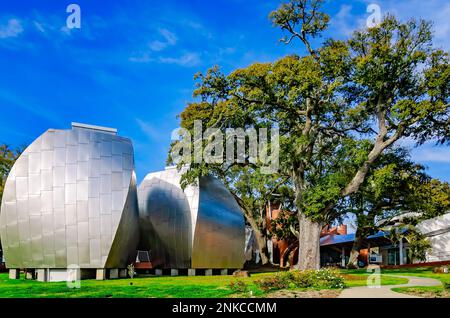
[171,0,449,269]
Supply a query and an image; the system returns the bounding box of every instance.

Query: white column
[399,239,404,265]
[205,269,213,276]
[109,269,119,279]
[9,269,20,280]
[188,269,196,276]
[96,269,106,280]
[36,269,48,282]
[341,247,346,267]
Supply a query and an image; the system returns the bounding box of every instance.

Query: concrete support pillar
[188,269,196,276]
[36,269,48,282]
[9,269,20,280]
[96,269,106,280]
[341,247,346,268]
[155,269,163,276]
[170,269,178,276]
[109,269,119,279]
[399,239,404,265]
[220,269,228,276]
[119,269,127,278]
[205,269,213,276]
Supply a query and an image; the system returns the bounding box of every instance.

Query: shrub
[254,273,290,292]
[229,280,249,293]
[255,269,346,293]
[444,282,450,290]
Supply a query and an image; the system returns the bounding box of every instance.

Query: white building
[417,212,450,263]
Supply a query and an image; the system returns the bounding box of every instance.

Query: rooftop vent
[71,122,117,135]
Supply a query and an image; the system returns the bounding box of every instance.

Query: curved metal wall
[191,176,245,269]
[0,127,139,269]
[138,168,245,269]
[137,169,195,268]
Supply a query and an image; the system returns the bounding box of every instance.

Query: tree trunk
[245,215,270,265]
[347,228,364,268]
[297,213,322,270]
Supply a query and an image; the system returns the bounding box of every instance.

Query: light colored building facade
[417,212,450,263]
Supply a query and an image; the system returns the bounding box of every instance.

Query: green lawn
[0,271,408,298]
[340,273,408,287]
[342,267,450,298]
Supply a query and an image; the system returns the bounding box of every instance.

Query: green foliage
[0,144,22,203]
[228,280,249,293]
[169,0,450,269]
[404,231,432,263]
[254,269,345,292]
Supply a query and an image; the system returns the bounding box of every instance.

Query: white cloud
[129,52,154,63]
[33,21,46,34]
[136,118,163,141]
[365,0,450,50]
[411,144,450,163]
[329,4,367,38]
[149,28,177,51]
[159,52,201,67]
[0,18,23,39]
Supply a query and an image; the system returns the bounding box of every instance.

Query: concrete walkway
[338,275,442,298]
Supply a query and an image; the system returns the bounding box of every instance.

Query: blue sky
[0,0,449,183]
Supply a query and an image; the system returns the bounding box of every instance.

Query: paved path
[338,275,442,298]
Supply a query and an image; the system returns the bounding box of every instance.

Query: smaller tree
[404,230,432,263]
[345,148,450,267]
[0,144,23,202]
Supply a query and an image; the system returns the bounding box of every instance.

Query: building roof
[320,231,391,247]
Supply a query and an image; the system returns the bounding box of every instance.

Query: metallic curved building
[0,123,139,280]
[138,167,245,270]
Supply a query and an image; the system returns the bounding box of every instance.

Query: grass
[340,273,408,287]
[342,267,450,298]
[0,270,409,298]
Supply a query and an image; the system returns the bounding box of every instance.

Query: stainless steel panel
[65,184,77,205]
[89,159,101,178]
[77,161,89,181]
[53,147,66,167]
[65,204,77,226]
[53,166,65,188]
[77,201,89,222]
[100,174,111,194]
[28,152,41,174]
[53,187,65,209]
[111,155,122,172]
[88,197,100,219]
[0,126,139,270]
[65,164,77,184]
[76,180,89,201]
[192,176,245,268]
[41,169,53,191]
[100,193,111,215]
[41,190,53,212]
[88,177,100,198]
[66,146,78,164]
[138,168,245,269]
[15,177,28,200]
[41,150,53,170]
